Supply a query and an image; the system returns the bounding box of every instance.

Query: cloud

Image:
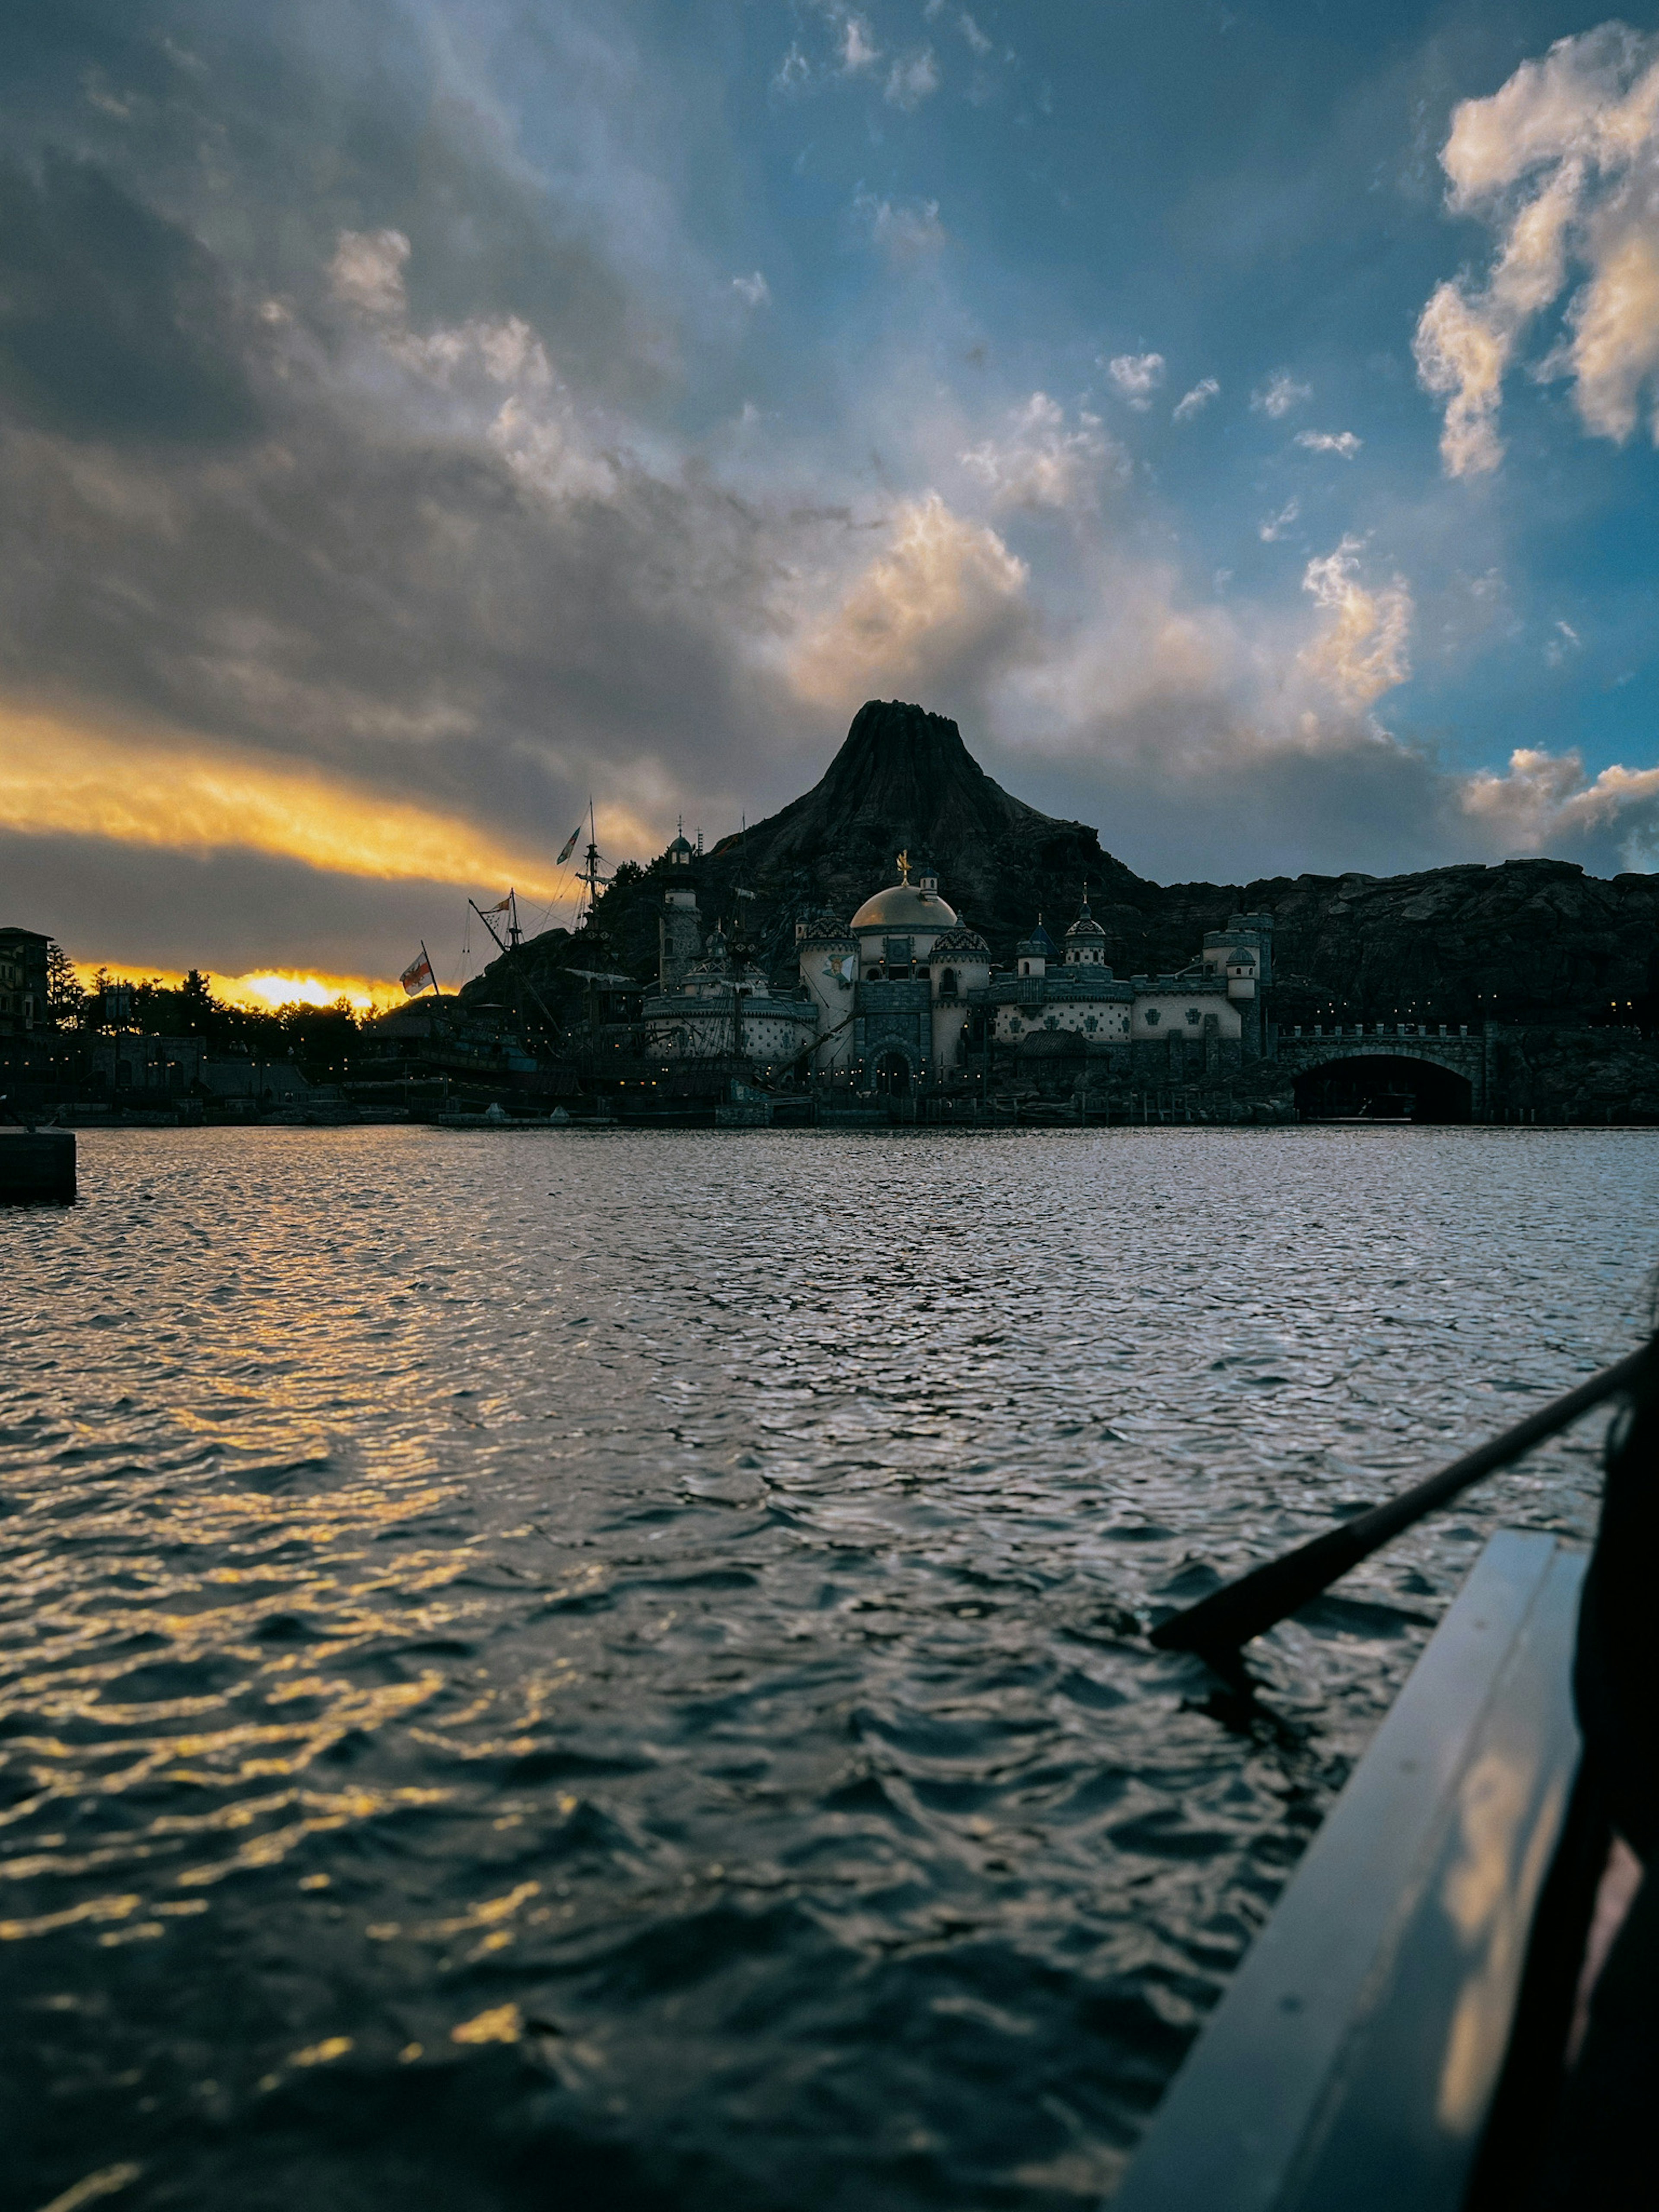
[886,49,940,110]
[327,226,411,322]
[329,228,618,502]
[1298,537,1412,709]
[772,42,812,95]
[0,152,258,444]
[788,493,1030,709]
[1258,496,1300,542]
[1415,26,1659,474]
[1461,746,1659,868]
[958,13,993,57]
[840,16,880,74]
[1295,429,1363,457]
[1252,370,1311,418]
[959,392,1114,510]
[0,0,1648,966]
[852,188,946,258]
[0,195,814,915]
[1172,377,1219,422]
[1105,351,1166,408]
[1544,617,1582,667]
[0,703,565,896]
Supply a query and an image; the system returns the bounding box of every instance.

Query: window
[939,968,957,997]
[1185,1007,1201,1025]
[1145,1008,1160,1026]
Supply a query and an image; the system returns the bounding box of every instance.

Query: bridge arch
[1292,1051,1471,1124]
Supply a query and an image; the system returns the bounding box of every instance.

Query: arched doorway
[1293,1053,1471,1124]
[875,1050,912,1097]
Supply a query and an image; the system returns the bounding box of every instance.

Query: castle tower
[796,911,856,1073]
[658,833,702,991]
[1064,895,1109,969]
[1017,918,1058,980]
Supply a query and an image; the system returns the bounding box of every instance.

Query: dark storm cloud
[3,0,1654,995]
[0,152,259,443]
[0,827,488,978]
[0,0,654,406]
[0,344,819,838]
[0,4,857,880]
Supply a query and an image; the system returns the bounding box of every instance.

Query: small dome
[927,923,990,957]
[850,882,959,933]
[1066,901,1106,942]
[798,909,855,947]
[666,833,696,862]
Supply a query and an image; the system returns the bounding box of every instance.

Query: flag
[480,895,512,915]
[400,952,435,996]
[556,825,582,865]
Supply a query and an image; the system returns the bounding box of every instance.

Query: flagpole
[420,941,441,1000]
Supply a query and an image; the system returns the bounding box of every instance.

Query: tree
[177,970,217,1034]
[44,941,84,1029]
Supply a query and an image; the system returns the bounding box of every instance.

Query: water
[3,1126,1655,2212]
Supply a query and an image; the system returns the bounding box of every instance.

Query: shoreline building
[0,925,50,1035]
[642,920,819,1074]
[645,852,1273,1093]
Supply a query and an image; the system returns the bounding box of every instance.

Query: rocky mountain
[699,697,1139,938]
[461,699,1659,1033]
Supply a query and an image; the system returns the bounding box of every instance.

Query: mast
[577,798,609,929]
[469,898,562,1047]
[420,941,441,1001]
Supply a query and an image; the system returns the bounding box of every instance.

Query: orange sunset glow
[70,962,409,1014]
[0,705,569,900]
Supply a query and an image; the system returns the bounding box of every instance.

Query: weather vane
[896,850,911,884]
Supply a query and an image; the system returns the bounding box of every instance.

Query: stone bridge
[1271,1022,1491,1119]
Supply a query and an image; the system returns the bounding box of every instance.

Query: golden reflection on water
[4,1127,1658,2212]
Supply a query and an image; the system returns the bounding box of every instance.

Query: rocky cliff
[700,697,1138,938]
[463,699,1659,1035]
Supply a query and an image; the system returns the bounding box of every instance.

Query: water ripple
[2,1126,1654,2209]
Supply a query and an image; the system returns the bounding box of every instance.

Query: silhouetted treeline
[48,949,362,1058]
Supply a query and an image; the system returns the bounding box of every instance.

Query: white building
[644,850,1271,1090]
[642,924,818,1073]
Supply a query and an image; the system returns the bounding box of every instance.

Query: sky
[2,2,1658,992]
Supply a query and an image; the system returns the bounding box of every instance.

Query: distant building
[643,923,818,1073]
[643,851,1273,1094]
[0,926,51,1034]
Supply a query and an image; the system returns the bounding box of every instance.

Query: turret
[1017,918,1058,980]
[1064,895,1109,969]
[658,835,702,991]
[926,922,993,1074]
[795,911,856,1074]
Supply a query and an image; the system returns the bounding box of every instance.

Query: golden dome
[849,883,958,932]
